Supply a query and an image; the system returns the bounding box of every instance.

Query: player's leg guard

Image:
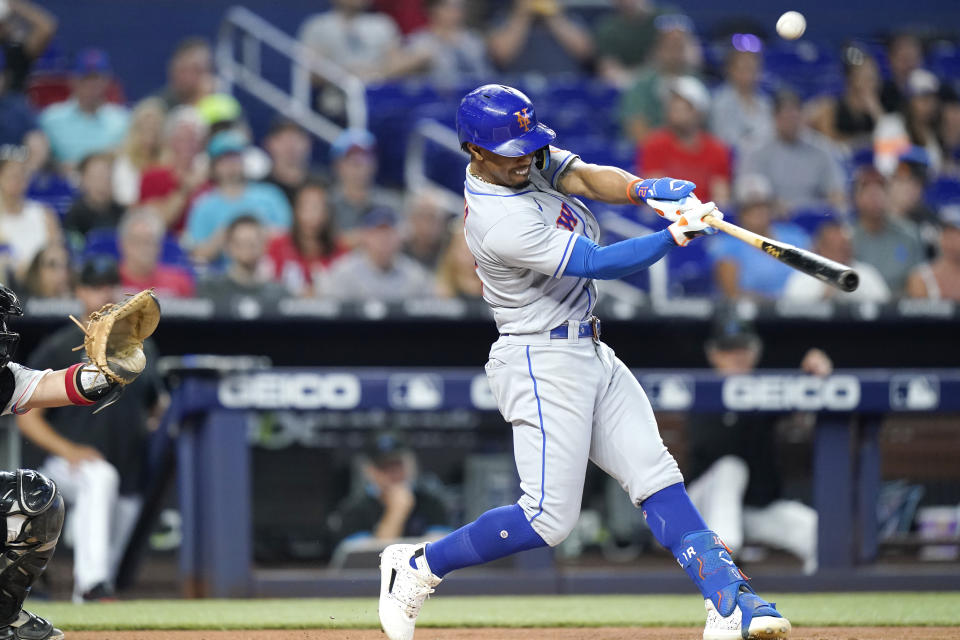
[0,470,65,625]
[642,482,786,637]
[676,530,751,616]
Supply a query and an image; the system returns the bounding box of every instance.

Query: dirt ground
[66,628,960,640]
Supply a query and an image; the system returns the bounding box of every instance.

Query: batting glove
[646,193,704,223]
[667,202,722,247]
[628,177,697,206]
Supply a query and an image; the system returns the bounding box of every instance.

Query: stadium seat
[763,41,844,98]
[83,228,189,268]
[928,41,960,80]
[789,207,841,235]
[83,228,120,260]
[926,177,960,208]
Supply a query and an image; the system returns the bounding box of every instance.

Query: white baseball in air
[776,11,806,40]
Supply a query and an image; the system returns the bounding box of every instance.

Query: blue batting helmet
[456,84,556,157]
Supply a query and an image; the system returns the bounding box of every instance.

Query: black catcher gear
[0,286,21,369]
[0,471,64,626]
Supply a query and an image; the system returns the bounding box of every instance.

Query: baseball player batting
[0,284,158,640]
[378,84,791,640]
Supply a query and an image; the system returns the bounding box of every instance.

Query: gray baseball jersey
[463,146,600,335]
[463,148,682,546]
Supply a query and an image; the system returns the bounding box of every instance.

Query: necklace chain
[468,169,495,185]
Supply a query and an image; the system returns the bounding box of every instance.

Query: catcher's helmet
[456,84,555,157]
[0,285,22,367]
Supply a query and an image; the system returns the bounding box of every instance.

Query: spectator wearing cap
[874,69,943,176]
[684,315,823,574]
[38,48,129,166]
[710,174,810,299]
[197,215,290,316]
[153,37,213,110]
[184,130,291,262]
[880,33,923,114]
[138,106,210,233]
[329,129,398,237]
[850,167,924,294]
[327,430,451,547]
[638,76,731,207]
[619,14,700,143]
[783,221,890,303]
[402,0,490,85]
[594,0,663,88]
[324,207,433,302]
[194,94,271,180]
[0,144,60,279]
[739,89,847,214]
[262,117,312,207]
[266,178,348,297]
[709,48,774,154]
[118,208,193,298]
[17,255,164,602]
[486,0,594,76]
[63,152,125,239]
[906,206,960,301]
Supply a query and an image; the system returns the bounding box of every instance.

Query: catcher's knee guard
[0,470,64,625]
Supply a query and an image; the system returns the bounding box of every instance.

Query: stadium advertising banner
[198,369,958,414]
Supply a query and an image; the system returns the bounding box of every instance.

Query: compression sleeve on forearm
[562,231,675,280]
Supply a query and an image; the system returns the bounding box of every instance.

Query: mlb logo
[388,374,444,410]
[641,375,694,411]
[890,375,940,411]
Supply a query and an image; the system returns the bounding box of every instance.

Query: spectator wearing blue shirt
[38,48,129,166]
[184,130,291,262]
[711,174,810,299]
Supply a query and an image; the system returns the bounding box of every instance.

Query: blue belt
[549,321,595,340]
[502,316,601,341]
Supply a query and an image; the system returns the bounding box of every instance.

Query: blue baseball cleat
[702,583,791,640]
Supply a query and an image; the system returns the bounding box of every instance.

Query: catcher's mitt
[69,289,161,385]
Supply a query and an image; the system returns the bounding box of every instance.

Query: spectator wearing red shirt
[118,208,194,297]
[266,178,347,296]
[138,106,210,234]
[637,76,731,208]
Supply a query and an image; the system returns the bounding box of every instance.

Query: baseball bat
[704,213,860,292]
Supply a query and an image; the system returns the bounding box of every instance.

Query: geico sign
[722,375,860,411]
[218,373,361,409]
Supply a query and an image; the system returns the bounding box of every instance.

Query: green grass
[23,593,960,630]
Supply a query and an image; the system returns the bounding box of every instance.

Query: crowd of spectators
[0,0,958,317]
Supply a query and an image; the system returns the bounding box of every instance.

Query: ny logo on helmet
[514,108,532,132]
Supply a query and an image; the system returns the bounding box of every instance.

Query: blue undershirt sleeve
[562,231,675,280]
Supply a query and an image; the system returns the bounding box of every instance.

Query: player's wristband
[65,363,114,405]
[626,178,648,205]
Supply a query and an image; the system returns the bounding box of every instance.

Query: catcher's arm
[14,289,162,415]
[22,365,117,411]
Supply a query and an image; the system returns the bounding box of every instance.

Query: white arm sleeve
[483,212,577,279]
[2,362,52,416]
